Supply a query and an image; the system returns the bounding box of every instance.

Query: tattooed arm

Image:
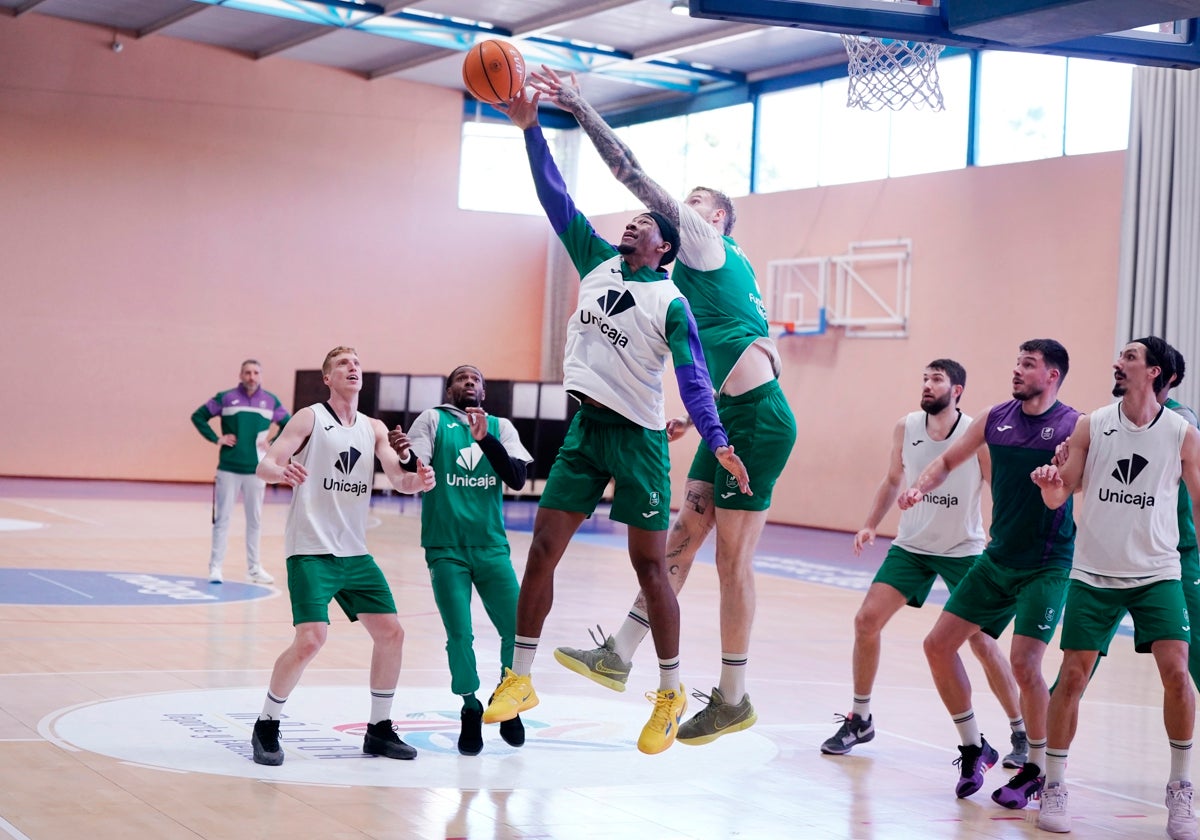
[530,66,678,227]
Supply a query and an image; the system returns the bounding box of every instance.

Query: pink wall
[1,14,1124,533]
[0,14,548,483]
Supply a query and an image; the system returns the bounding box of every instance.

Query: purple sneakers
[991,762,1045,809]
[954,737,999,798]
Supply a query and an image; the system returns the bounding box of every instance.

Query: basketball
[462,39,527,105]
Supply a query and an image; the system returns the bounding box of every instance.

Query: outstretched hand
[498,86,541,129]
[716,445,752,496]
[529,66,583,111]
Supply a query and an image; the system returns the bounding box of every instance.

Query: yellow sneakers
[482,668,539,723]
[637,684,687,755]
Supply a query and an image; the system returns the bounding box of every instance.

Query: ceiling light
[670,0,690,16]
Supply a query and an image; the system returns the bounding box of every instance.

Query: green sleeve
[190,404,219,443]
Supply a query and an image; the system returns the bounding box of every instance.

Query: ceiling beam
[137,4,207,38]
[366,46,453,79]
[13,0,53,16]
[511,0,643,38]
[629,22,763,62]
[256,26,336,59]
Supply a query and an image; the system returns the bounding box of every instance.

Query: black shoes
[364,719,417,760]
[459,706,484,756]
[251,719,284,766]
[500,714,525,747]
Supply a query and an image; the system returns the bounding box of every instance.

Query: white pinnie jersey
[893,411,986,558]
[562,254,684,430]
[284,403,376,558]
[1073,401,1188,583]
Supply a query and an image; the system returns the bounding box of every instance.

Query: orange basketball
[462,39,527,105]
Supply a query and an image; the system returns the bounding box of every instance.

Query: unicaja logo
[449,443,496,489]
[335,447,362,475]
[324,446,368,495]
[579,290,635,349]
[1110,453,1148,485]
[598,289,636,317]
[1098,453,1154,509]
[456,444,483,471]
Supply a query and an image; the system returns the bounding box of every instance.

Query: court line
[0,815,32,840]
[25,573,94,599]
[3,499,102,526]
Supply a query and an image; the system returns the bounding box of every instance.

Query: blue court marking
[0,569,270,606]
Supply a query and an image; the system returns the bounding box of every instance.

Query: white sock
[717,652,748,704]
[851,695,871,719]
[369,688,394,725]
[1045,749,1069,786]
[1009,715,1026,734]
[1028,738,1047,772]
[613,609,651,662]
[512,636,539,676]
[1170,739,1193,783]
[952,709,981,747]
[658,656,680,693]
[259,691,286,721]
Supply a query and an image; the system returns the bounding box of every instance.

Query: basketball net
[840,7,945,111]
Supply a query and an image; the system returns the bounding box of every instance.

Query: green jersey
[673,200,780,392]
[1167,397,1198,551]
[410,406,531,549]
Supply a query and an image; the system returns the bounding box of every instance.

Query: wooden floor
[0,477,1186,840]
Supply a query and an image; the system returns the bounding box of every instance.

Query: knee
[923,631,948,664]
[1011,657,1045,689]
[1162,662,1192,697]
[293,631,326,662]
[854,606,885,639]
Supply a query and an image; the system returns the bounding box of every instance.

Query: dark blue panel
[692,0,1200,68]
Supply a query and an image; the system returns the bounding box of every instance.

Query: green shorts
[873,545,980,608]
[1060,578,1190,654]
[942,552,1070,642]
[539,403,671,531]
[687,380,796,511]
[285,554,397,625]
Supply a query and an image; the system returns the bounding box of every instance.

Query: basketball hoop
[840,0,945,111]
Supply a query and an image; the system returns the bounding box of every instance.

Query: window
[1064,59,1133,155]
[457,121,561,215]
[976,51,1067,165]
[755,53,970,190]
[574,104,753,213]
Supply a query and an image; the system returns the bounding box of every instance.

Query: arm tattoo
[570,100,678,226]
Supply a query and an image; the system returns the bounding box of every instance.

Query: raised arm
[854,417,906,555]
[897,413,988,510]
[530,67,677,226]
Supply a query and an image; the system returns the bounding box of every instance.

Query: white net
[841,35,945,111]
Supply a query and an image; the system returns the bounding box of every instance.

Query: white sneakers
[1037,783,1070,833]
[211,564,274,584]
[1036,780,1197,838]
[1167,781,1198,840]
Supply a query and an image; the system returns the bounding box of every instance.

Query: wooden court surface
[0,477,1186,840]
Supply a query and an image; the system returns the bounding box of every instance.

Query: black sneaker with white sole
[820,712,875,755]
